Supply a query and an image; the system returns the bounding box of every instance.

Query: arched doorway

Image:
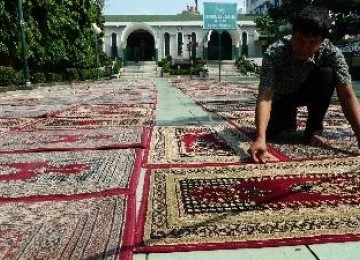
[208,30,232,60]
[126,30,155,62]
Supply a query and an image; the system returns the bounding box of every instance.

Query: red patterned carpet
[0,149,142,199]
[0,80,157,259]
[146,125,278,167]
[136,156,360,253]
[34,117,151,129]
[0,127,149,152]
[55,104,153,118]
[0,195,134,259]
[1,79,359,258]
[136,79,360,255]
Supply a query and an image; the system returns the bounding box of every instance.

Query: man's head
[291,6,331,60]
[292,6,331,39]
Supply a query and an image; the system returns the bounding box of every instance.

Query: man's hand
[247,139,270,163]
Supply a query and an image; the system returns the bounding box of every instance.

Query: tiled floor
[133,78,360,260]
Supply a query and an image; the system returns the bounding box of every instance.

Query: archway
[126,30,155,62]
[208,30,232,60]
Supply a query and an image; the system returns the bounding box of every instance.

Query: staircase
[119,61,157,79]
[207,60,242,79]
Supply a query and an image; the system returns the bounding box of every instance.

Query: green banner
[203,2,237,30]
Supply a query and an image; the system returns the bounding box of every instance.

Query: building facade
[237,0,247,14]
[103,14,264,64]
[246,0,282,14]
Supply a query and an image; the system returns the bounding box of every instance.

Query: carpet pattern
[0,80,158,260]
[56,104,152,118]
[0,149,139,198]
[0,127,147,152]
[146,125,279,165]
[0,195,130,259]
[138,156,360,252]
[34,117,150,129]
[267,128,358,161]
[0,118,36,131]
[0,105,66,118]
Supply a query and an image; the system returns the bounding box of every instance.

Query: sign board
[203,2,237,30]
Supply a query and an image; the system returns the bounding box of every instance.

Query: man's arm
[336,83,360,147]
[255,87,274,142]
[248,87,274,163]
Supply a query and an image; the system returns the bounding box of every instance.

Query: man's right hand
[247,139,270,163]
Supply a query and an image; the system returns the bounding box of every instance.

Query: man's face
[291,31,323,60]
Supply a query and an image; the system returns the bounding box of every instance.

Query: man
[248,5,360,163]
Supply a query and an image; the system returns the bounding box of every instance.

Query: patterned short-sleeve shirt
[259,35,352,96]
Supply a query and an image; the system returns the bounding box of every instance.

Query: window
[164,32,170,57]
[178,32,183,55]
[111,33,118,58]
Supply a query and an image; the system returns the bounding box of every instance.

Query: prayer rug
[317,128,358,154]
[215,110,256,133]
[0,105,66,118]
[0,149,142,198]
[0,118,36,131]
[145,126,278,166]
[267,130,357,161]
[0,127,148,152]
[199,100,256,112]
[297,106,349,128]
[0,195,134,260]
[55,104,152,118]
[34,117,151,130]
[217,110,255,120]
[136,156,360,253]
[92,94,156,105]
[0,97,40,106]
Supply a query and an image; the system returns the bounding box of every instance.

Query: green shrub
[66,68,80,81]
[169,67,202,75]
[113,59,122,74]
[14,71,25,85]
[78,69,92,81]
[236,56,255,73]
[45,73,63,83]
[157,60,165,67]
[0,66,16,86]
[166,55,172,61]
[31,72,46,84]
[91,68,101,79]
[194,58,207,67]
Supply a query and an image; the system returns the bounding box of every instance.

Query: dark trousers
[267,67,335,138]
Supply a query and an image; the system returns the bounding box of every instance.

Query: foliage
[236,55,255,73]
[113,59,123,74]
[255,0,360,45]
[0,66,25,86]
[158,56,172,73]
[0,66,17,86]
[157,60,166,67]
[194,58,207,67]
[0,0,105,75]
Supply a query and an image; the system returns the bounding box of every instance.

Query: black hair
[292,6,331,38]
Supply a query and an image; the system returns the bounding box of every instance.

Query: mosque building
[102,1,264,65]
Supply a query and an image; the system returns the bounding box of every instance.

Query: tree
[0,0,105,73]
[255,0,360,45]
